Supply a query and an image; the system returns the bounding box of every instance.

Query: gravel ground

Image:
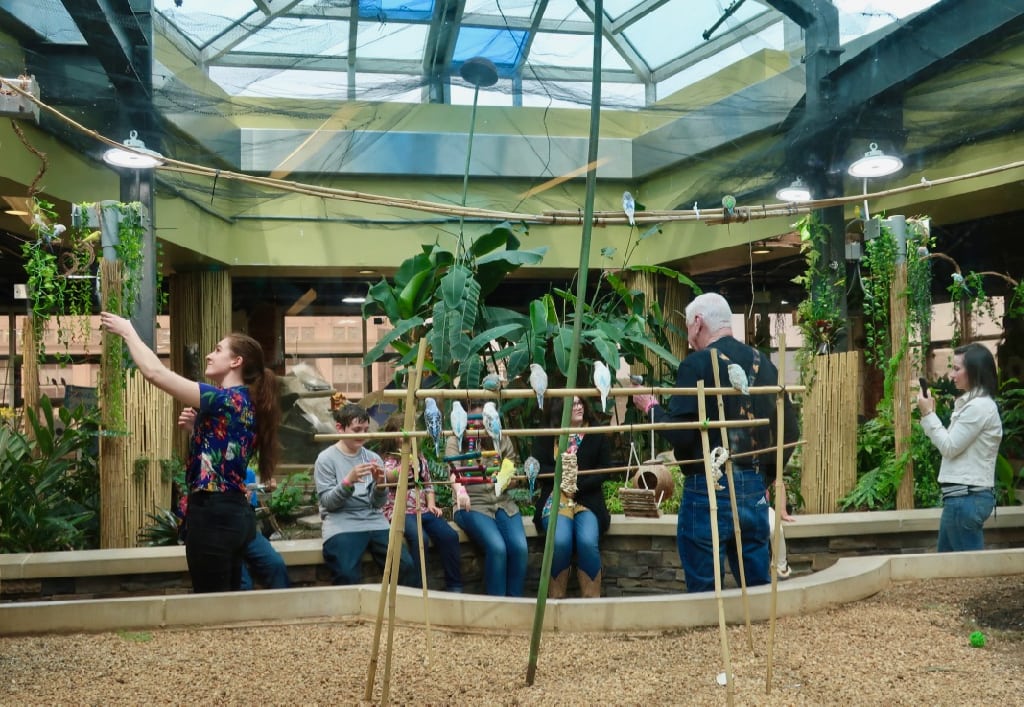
[2,575,1021,705]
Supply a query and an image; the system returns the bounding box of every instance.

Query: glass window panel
[655,22,783,99]
[463,0,536,18]
[355,73,424,102]
[210,67,351,98]
[155,1,257,46]
[542,0,590,23]
[450,80,512,107]
[527,31,630,71]
[622,1,765,70]
[355,23,428,59]
[234,19,348,56]
[834,0,941,44]
[358,0,435,22]
[453,27,528,70]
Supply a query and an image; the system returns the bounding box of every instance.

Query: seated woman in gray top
[917,343,1003,553]
[314,397,414,585]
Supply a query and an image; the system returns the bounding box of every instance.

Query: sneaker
[776,562,792,579]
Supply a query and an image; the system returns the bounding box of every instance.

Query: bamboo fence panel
[99,258,125,548]
[168,270,231,461]
[125,374,175,545]
[800,351,860,513]
[622,269,690,371]
[891,264,915,509]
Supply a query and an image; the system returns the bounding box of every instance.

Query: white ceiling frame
[202,1,305,64]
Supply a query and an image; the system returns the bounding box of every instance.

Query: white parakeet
[727,363,750,396]
[481,401,502,447]
[493,457,516,497]
[622,191,636,226]
[523,456,540,497]
[592,360,611,412]
[528,363,548,410]
[423,397,443,455]
[450,400,468,451]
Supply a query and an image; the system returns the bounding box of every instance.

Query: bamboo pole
[892,262,914,509]
[710,354,753,653]
[766,330,789,693]
[367,384,805,400]
[525,0,604,684]
[317,417,772,442]
[365,339,427,703]
[698,380,734,706]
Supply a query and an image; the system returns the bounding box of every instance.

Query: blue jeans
[322,530,415,586]
[541,508,601,579]
[240,532,291,590]
[454,509,528,597]
[679,470,770,593]
[404,513,463,591]
[938,490,995,552]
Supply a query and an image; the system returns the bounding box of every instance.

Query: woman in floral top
[101,312,281,592]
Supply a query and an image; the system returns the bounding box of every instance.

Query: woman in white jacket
[917,343,1002,552]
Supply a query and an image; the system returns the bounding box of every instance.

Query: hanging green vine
[791,213,843,382]
[97,201,147,433]
[860,219,896,368]
[905,218,934,371]
[21,197,98,364]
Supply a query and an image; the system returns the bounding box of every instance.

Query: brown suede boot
[578,569,602,598]
[548,568,570,599]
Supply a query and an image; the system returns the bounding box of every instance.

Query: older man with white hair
[634,292,798,592]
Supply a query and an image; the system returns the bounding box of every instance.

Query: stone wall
[3,509,1024,601]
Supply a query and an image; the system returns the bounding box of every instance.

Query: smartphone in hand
[919,377,930,398]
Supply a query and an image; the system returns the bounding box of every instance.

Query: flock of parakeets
[414,360,620,500]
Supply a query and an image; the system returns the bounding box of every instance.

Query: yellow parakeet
[493,457,516,496]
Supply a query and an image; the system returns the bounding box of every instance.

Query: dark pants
[404,513,463,591]
[322,530,415,586]
[185,491,256,593]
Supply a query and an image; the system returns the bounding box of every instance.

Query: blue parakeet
[423,397,443,455]
[481,373,505,392]
[481,401,502,447]
[523,456,540,497]
[450,400,468,452]
[952,272,972,296]
[493,457,516,497]
[528,363,547,410]
[592,360,611,412]
[622,191,636,226]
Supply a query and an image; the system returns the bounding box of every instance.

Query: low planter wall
[2,508,1023,601]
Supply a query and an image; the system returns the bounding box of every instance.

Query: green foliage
[792,214,843,382]
[267,471,314,521]
[998,378,1024,461]
[0,398,101,552]
[861,221,897,368]
[994,454,1022,507]
[21,198,96,364]
[136,508,182,546]
[842,404,943,511]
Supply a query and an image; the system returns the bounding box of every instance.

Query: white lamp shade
[776,178,812,202]
[103,130,163,169]
[848,142,902,178]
